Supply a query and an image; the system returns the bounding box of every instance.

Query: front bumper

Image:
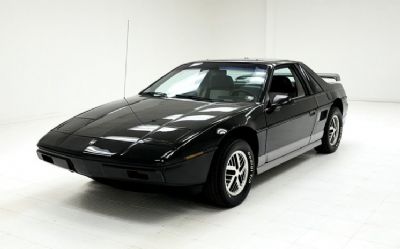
[37,147,214,186]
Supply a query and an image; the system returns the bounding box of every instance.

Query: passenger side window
[269,67,306,100]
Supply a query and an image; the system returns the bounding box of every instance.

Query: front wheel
[315,106,343,153]
[203,139,255,207]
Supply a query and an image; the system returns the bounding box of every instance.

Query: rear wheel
[315,106,343,153]
[203,139,255,207]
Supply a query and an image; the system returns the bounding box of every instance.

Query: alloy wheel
[329,115,340,146]
[225,150,249,196]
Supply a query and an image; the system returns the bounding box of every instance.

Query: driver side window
[269,66,306,101]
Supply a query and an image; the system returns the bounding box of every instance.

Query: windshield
[141,62,268,103]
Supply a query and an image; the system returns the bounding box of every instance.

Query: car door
[265,64,318,161]
[298,63,332,144]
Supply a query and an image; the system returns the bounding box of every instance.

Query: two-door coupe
[37,59,347,207]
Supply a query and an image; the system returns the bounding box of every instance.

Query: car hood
[39,96,253,162]
[57,95,252,140]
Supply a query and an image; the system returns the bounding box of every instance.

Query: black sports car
[37,59,347,207]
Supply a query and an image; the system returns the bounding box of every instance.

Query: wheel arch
[332,98,343,113]
[217,126,259,166]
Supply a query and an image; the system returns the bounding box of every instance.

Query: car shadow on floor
[63,179,223,223]
[252,150,318,188]
[63,150,319,222]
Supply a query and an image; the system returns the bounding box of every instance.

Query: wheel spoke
[226,165,236,171]
[239,163,244,172]
[239,155,244,166]
[227,176,236,190]
[236,175,242,186]
[235,153,240,169]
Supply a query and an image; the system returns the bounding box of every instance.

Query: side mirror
[268,95,293,112]
[272,95,293,106]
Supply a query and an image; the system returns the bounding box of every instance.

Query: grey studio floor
[1,101,400,249]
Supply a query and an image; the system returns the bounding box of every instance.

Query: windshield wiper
[174,94,214,102]
[140,91,167,97]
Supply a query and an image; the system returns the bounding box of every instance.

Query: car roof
[187,58,301,66]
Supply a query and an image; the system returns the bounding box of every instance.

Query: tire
[315,106,343,154]
[203,139,255,207]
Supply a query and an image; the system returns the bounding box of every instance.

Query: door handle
[309,110,316,116]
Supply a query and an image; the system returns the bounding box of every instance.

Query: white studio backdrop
[1,0,399,124]
[265,0,400,102]
[0,0,266,124]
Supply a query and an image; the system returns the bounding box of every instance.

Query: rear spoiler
[318,73,341,81]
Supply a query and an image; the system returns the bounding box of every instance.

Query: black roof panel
[187,58,300,66]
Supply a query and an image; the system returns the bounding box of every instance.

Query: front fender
[164,104,266,163]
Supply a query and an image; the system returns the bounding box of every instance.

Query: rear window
[299,65,323,93]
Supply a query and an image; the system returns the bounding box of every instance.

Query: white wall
[266,0,400,102]
[5,0,396,125]
[125,0,267,98]
[0,0,266,124]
